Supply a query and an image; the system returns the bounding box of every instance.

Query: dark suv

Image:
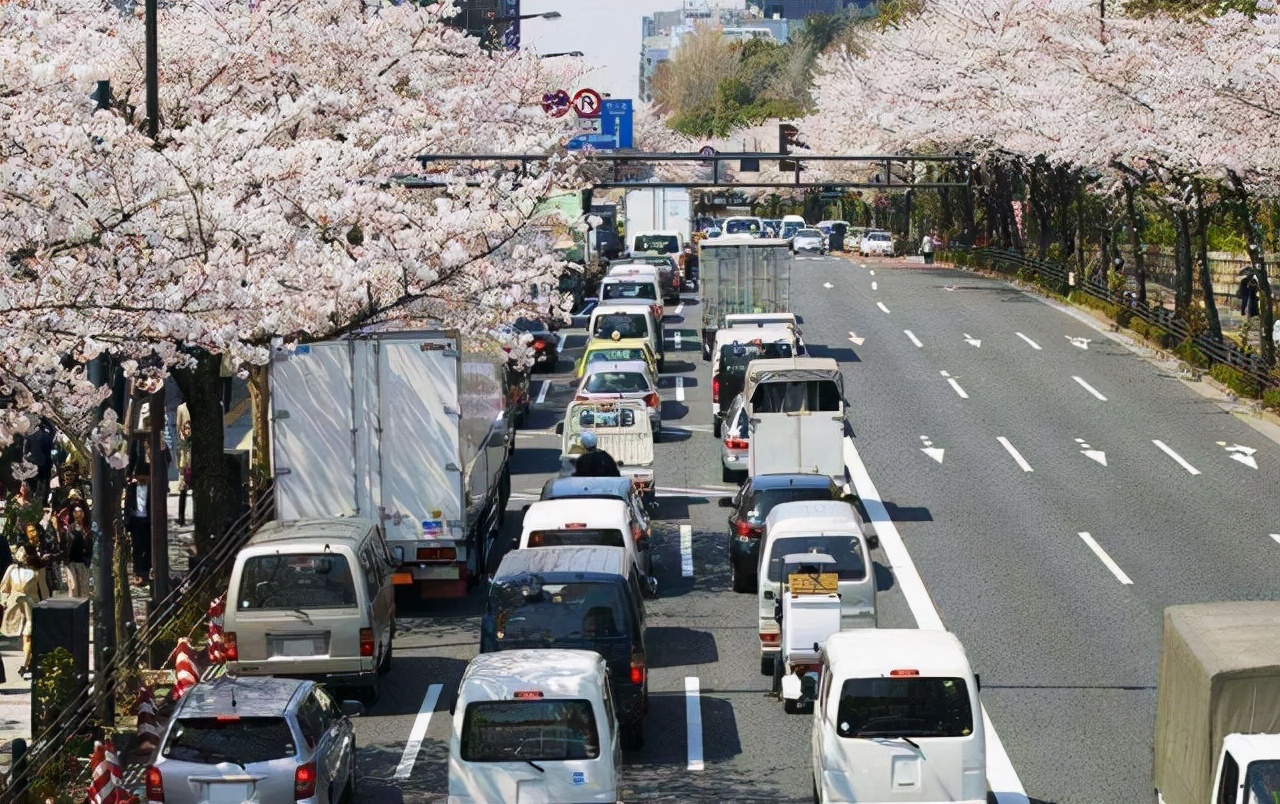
[481,546,649,750]
[721,473,855,593]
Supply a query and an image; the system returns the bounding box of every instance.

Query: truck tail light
[224,632,238,662]
[145,766,164,802]
[712,377,720,402]
[417,547,457,562]
[725,437,748,450]
[760,632,781,647]
[630,650,646,685]
[359,628,374,657]
[645,393,660,409]
[294,762,317,800]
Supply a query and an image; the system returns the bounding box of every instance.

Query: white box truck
[699,236,793,360]
[624,188,692,253]
[269,330,516,599]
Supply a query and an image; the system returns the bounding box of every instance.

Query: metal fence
[3,483,275,802]
[1105,244,1280,303]
[942,247,1278,393]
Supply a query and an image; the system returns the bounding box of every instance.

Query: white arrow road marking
[675,376,685,402]
[686,677,705,771]
[867,268,874,274]
[964,334,982,348]
[674,302,684,316]
[535,380,550,405]
[940,371,969,398]
[1217,441,1259,469]
[920,435,944,463]
[1153,440,1201,475]
[1072,376,1108,401]
[396,683,444,779]
[877,301,891,314]
[1075,438,1107,466]
[1067,336,1091,350]
[848,331,865,346]
[904,330,923,348]
[680,524,694,577]
[997,437,1034,472]
[1078,532,1134,585]
[1016,332,1042,350]
[871,281,878,291]
[843,437,1028,804]
[1272,534,1280,546]
[823,282,834,289]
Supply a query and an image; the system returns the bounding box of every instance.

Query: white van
[780,214,807,240]
[758,501,876,673]
[448,649,621,804]
[811,630,986,804]
[590,301,664,371]
[598,272,664,327]
[224,517,397,704]
[519,498,653,581]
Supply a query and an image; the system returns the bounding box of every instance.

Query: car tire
[721,465,735,484]
[621,720,645,751]
[358,681,379,709]
[760,654,774,677]
[713,417,722,439]
[377,639,392,676]
[731,561,752,594]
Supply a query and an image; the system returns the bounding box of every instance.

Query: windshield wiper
[525,760,545,773]
[288,608,313,624]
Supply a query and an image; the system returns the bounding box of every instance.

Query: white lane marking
[680,524,694,577]
[904,330,923,348]
[1015,332,1042,350]
[843,437,1028,803]
[1072,375,1108,401]
[964,333,982,348]
[1272,534,1280,546]
[946,377,969,399]
[1217,441,1259,469]
[1078,532,1134,585]
[920,435,944,464]
[997,437,1034,472]
[1153,440,1201,475]
[685,676,704,771]
[876,301,891,314]
[674,302,684,316]
[1067,336,1091,350]
[535,380,549,405]
[675,376,685,402]
[871,281,878,291]
[657,485,734,497]
[868,269,874,275]
[395,683,443,779]
[848,331,865,346]
[1075,438,1107,466]
[823,282,834,289]
[674,330,683,349]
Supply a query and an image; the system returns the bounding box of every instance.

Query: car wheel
[341,762,356,804]
[620,720,645,751]
[377,639,392,676]
[760,654,774,677]
[731,561,752,594]
[357,681,379,709]
[712,417,722,439]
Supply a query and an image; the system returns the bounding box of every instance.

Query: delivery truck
[699,236,793,360]
[1154,601,1280,804]
[624,188,692,253]
[269,329,517,598]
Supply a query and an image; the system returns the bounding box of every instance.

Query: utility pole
[88,356,116,728]
[145,0,159,139]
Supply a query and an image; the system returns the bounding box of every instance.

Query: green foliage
[1175,339,1211,368]
[33,648,81,732]
[1121,0,1259,20]
[1069,290,1123,321]
[1210,363,1261,398]
[1130,318,1174,348]
[1116,306,1134,328]
[1263,386,1280,410]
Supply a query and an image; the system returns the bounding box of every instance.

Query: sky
[519,0,683,101]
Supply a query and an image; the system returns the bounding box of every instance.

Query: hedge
[1210,363,1261,398]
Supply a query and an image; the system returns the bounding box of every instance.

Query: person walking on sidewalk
[921,233,935,265]
[1,544,51,679]
[176,402,192,527]
[57,496,92,598]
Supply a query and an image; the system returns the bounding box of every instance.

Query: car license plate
[282,638,317,656]
[206,782,256,803]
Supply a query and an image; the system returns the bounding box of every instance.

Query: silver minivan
[224,517,397,705]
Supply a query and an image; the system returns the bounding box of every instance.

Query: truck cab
[1211,735,1280,804]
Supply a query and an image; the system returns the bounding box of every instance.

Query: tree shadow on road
[646,627,719,668]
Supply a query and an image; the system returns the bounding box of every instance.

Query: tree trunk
[1173,207,1194,315]
[172,351,238,555]
[1193,184,1223,340]
[1028,161,1052,260]
[247,364,271,488]
[1226,172,1276,366]
[1124,182,1148,304]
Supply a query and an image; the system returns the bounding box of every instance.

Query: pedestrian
[124,472,152,587]
[176,402,192,526]
[1237,273,1259,318]
[22,418,55,508]
[921,232,935,265]
[0,543,51,680]
[573,431,621,477]
[57,496,92,598]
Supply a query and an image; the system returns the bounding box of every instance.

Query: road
[349,253,1280,803]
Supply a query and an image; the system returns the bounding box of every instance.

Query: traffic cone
[206,595,226,665]
[135,683,161,754]
[103,738,129,803]
[87,741,116,804]
[172,637,199,701]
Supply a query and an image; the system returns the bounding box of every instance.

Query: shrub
[1264,386,1280,410]
[1210,363,1261,398]
[1116,307,1133,328]
[1175,339,1210,369]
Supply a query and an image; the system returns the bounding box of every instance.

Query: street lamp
[489,10,561,22]
[540,51,584,58]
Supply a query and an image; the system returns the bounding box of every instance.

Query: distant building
[753,0,873,18]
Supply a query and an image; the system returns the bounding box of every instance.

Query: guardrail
[942,247,1278,393]
[3,482,275,802]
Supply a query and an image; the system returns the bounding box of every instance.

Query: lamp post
[540,51,584,58]
[145,0,158,139]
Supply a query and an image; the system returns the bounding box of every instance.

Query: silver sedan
[719,393,750,483]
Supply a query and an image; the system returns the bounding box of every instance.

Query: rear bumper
[721,450,747,471]
[229,659,376,687]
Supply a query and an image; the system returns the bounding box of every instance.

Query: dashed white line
[395,683,443,779]
[876,301,891,314]
[675,376,685,402]
[1072,375,1108,401]
[1272,534,1280,546]
[843,437,1027,803]
[945,376,969,399]
[1153,440,1201,475]
[680,523,694,577]
[535,380,549,405]
[1016,332,1042,350]
[685,676,704,771]
[871,281,878,291]
[997,437,1034,472]
[904,330,923,348]
[674,302,684,316]
[1078,532,1134,585]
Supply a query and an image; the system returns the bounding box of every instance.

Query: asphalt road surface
[349,253,1280,803]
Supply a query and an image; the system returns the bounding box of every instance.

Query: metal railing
[3,482,275,802]
[943,247,1278,392]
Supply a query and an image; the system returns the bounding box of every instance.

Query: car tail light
[734,520,761,538]
[224,632,238,662]
[533,341,546,351]
[145,766,164,802]
[294,762,317,800]
[760,631,781,647]
[632,523,644,544]
[360,628,374,657]
[645,393,660,409]
[712,377,720,402]
[630,651,646,685]
[528,533,543,546]
[725,437,748,450]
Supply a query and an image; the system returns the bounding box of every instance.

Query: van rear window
[593,314,648,339]
[835,677,973,739]
[461,700,599,762]
[528,530,625,548]
[602,282,657,302]
[766,537,865,582]
[719,342,793,376]
[492,581,628,642]
[162,717,296,764]
[750,380,842,413]
[237,554,357,610]
[634,234,679,253]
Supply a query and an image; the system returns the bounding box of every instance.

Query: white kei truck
[269,330,517,599]
[1155,601,1280,804]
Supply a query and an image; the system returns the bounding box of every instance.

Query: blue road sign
[566,133,619,152]
[599,98,634,149]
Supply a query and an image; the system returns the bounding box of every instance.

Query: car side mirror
[340,700,366,718]
[718,496,735,508]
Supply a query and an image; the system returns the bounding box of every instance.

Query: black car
[720,473,854,593]
[481,546,649,750]
[511,316,561,373]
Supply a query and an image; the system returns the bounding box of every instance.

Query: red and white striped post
[135,683,161,754]
[86,741,116,804]
[171,637,199,701]
[206,595,226,665]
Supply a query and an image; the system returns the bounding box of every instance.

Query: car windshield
[781,222,802,238]
[492,581,628,642]
[797,229,822,237]
[745,486,835,525]
[602,282,657,302]
[461,700,599,762]
[1245,760,1280,804]
[725,219,762,235]
[835,677,973,739]
[584,372,651,394]
[237,554,357,610]
[162,717,296,765]
[867,233,891,241]
[718,341,794,376]
[588,348,646,365]
[513,318,548,333]
[593,314,647,339]
[527,529,625,548]
[634,234,679,253]
[766,536,866,582]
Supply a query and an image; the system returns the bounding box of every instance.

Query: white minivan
[519,498,654,583]
[589,301,665,372]
[758,501,876,674]
[812,629,987,804]
[448,649,621,804]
